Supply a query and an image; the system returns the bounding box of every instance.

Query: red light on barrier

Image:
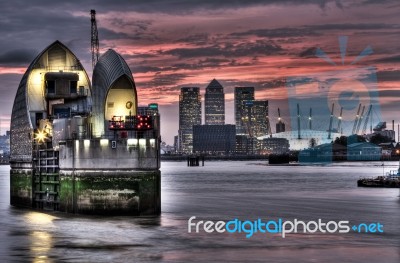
[133,115,153,130]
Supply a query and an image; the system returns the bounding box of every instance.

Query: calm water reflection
[1,161,399,262]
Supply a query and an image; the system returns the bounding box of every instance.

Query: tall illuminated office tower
[205,79,225,125]
[234,87,255,135]
[249,100,269,137]
[179,87,201,153]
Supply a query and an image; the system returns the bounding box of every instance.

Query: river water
[0,161,399,262]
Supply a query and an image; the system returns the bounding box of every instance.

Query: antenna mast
[91,9,99,70]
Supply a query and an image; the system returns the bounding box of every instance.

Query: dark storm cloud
[163,40,282,58]
[231,28,320,38]
[356,70,400,85]
[0,8,88,35]
[299,47,318,58]
[100,19,158,42]
[361,0,396,4]
[374,55,400,64]
[261,78,286,89]
[0,49,38,66]
[2,0,394,19]
[0,0,347,14]
[377,70,400,82]
[151,73,188,86]
[379,89,400,97]
[233,23,399,40]
[198,57,230,65]
[176,58,239,69]
[133,57,245,73]
[0,74,20,111]
[130,55,254,75]
[108,18,152,32]
[162,46,221,58]
[305,23,400,31]
[132,65,164,73]
[0,7,91,67]
[90,0,399,13]
[98,28,134,40]
[176,34,211,46]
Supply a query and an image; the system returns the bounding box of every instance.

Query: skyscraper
[205,79,225,125]
[234,87,255,135]
[240,100,270,137]
[250,100,270,137]
[179,87,201,153]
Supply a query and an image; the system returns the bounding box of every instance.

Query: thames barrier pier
[10,41,161,215]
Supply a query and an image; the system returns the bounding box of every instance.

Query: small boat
[357,161,400,188]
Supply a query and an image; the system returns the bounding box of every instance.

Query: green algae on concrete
[10,169,33,208]
[59,170,161,215]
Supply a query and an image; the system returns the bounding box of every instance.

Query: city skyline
[0,1,399,144]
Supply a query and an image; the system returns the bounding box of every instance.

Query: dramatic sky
[0,0,399,143]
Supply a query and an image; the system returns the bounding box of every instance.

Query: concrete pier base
[10,168,161,216]
[59,170,161,215]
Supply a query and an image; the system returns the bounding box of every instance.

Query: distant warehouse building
[193,124,236,154]
[235,135,258,155]
[347,142,381,161]
[259,137,290,155]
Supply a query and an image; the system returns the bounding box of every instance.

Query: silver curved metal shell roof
[92,49,135,89]
[91,49,137,137]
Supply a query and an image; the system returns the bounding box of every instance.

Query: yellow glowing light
[35,130,47,143]
[24,211,58,226]
[127,138,138,146]
[139,139,146,147]
[30,70,43,86]
[30,230,52,263]
[100,139,109,146]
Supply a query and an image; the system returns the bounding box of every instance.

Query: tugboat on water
[357,161,400,188]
